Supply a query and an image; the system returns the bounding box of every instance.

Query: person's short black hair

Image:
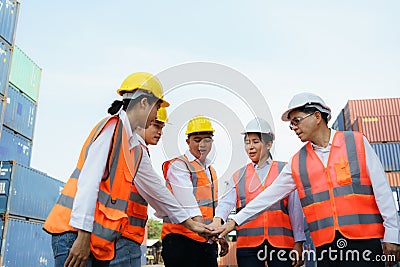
[187,131,214,139]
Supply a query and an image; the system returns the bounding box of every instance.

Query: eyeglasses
[289,113,314,130]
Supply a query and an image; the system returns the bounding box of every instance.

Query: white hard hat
[242,117,274,136]
[281,92,331,121]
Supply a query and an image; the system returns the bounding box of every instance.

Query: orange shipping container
[386,172,400,187]
[343,98,400,130]
[352,115,400,143]
[218,241,237,267]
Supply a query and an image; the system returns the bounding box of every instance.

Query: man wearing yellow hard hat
[136,107,168,148]
[160,115,227,267]
[44,73,212,267]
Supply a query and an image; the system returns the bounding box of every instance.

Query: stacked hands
[184,217,234,257]
[185,217,400,266]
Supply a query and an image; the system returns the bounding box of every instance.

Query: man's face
[144,120,165,145]
[288,110,317,142]
[186,133,213,162]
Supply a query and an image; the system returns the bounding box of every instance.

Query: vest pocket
[334,160,352,185]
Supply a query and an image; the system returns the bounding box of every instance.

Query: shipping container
[352,115,400,143]
[387,172,400,187]
[344,98,400,131]
[218,241,237,267]
[4,83,37,140]
[0,37,12,96]
[0,126,31,165]
[371,143,400,172]
[0,94,4,137]
[332,109,345,131]
[0,215,53,267]
[0,0,20,46]
[0,161,64,220]
[9,46,42,102]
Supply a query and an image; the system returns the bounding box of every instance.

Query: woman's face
[244,133,270,164]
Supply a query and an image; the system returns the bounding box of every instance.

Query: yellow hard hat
[117,72,170,107]
[156,107,168,123]
[185,115,215,135]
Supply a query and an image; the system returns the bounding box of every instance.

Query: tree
[147,219,162,240]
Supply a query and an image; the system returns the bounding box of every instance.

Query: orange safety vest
[121,143,148,242]
[291,131,384,247]
[233,161,295,249]
[44,115,144,260]
[161,155,218,242]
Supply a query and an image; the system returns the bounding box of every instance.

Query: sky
[14,1,400,199]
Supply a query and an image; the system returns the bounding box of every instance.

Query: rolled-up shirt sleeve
[364,137,400,244]
[134,152,190,224]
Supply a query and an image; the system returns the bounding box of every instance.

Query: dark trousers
[161,234,218,267]
[315,231,385,267]
[236,239,293,267]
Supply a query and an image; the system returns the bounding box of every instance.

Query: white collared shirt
[215,158,306,242]
[166,150,214,218]
[232,129,400,244]
[70,110,189,232]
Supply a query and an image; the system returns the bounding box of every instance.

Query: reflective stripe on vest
[234,161,295,248]
[161,155,218,242]
[44,116,144,260]
[122,145,148,242]
[292,131,384,247]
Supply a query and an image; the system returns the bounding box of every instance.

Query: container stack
[0,0,20,136]
[0,1,64,266]
[332,98,400,212]
[0,161,64,266]
[0,46,41,165]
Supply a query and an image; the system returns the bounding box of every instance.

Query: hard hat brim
[160,99,170,107]
[281,103,331,121]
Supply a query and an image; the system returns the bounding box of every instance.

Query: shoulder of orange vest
[91,115,121,142]
[162,155,191,178]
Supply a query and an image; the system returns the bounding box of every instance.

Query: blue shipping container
[0,126,31,165]
[0,161,64,220]
[0,216,54,266]
[332,109,345,131]
[4,83,37,140]
[0,0,20,46]
[0,37,12,96]
[371,143,400,172]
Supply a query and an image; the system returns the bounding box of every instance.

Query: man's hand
[207,217,223,231]
[292,241,304,267]
[211,219,236,238]
[383,242,400,267]
[192,215,204,224]
[218,237,229,257]
[182,218,213,237]
[206,217,223,242]
[64,230,91,267]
